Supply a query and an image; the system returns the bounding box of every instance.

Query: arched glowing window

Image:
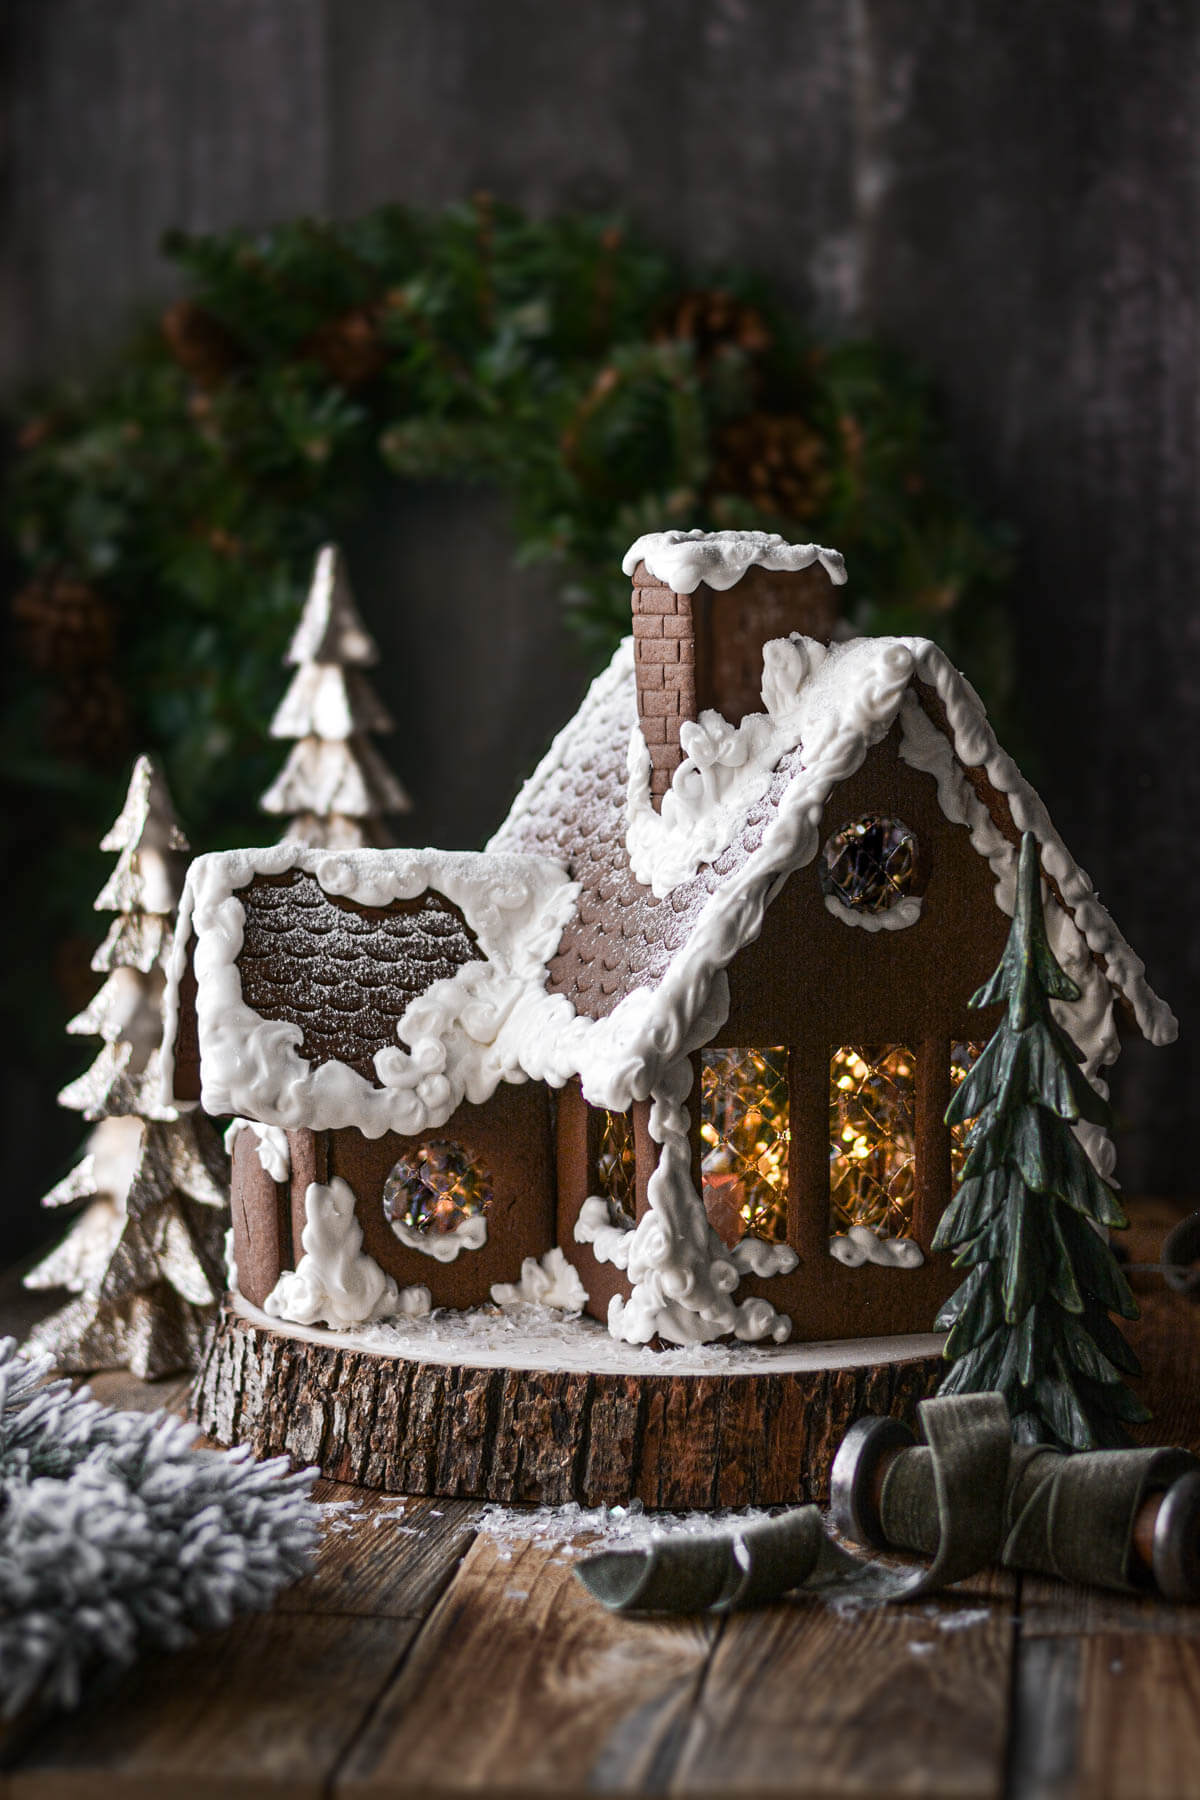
[829,1046,917,1239]
[700,1047,790,1245]
[382,1140,492,1236]
[820,815,918,914]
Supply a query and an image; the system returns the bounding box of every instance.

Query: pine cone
[162,300,242,390]
[657,289,771,365]
[304,308,385,387]
[13,576,116,673]
[47,668,131,764]
[709,412,832,522]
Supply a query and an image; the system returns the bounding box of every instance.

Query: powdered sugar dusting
[475,1497,779,1563]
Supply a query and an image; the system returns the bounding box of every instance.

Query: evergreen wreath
[4,198,1012,1038]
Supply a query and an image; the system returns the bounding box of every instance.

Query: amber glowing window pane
[699,1047,790,1245]
[383,1140,492,1234]
[949,1042,987,1192]
[596,1111,637,1224]
[829,1046,917,1238]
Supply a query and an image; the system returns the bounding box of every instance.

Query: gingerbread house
[163,530,1176,1358]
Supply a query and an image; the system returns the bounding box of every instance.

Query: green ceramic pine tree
[933,831,1148,1449]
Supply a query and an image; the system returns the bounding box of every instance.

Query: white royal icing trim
[165,845,578,1140]
[388,1211,489,1263]
[729,1236,800,1278]
[393,1284,434,1318]
[491,1246,588,1311]
[830,1226,925,1269]
[574,1059,796,1346]
[264,1178,398,1328]
[626,635,831,896]
[224,1117,291,1183]
[622,529,847,595]
[823,892,923,933]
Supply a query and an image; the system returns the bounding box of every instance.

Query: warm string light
[383,1140,492,1234]
[596,1042,982,1255]
[829,1046,917,1238]
[820,815,918,913]
[949,1041,986,1190]
[596,1110,637,1224]
[699,1047,790,1245]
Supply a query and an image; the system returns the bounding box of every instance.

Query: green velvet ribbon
[575,1392,1198,1615]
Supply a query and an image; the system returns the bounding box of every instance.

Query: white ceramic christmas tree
[24,755,230,1378]
[259,544,411,848]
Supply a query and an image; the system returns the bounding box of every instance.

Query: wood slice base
[191,1298,947,1508]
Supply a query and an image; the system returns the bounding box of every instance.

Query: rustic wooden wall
[3,0,1196,1257]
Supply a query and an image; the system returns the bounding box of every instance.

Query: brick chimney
[630,560,841,807]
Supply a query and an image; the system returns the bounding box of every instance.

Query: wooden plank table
[3,1197,1199,1800]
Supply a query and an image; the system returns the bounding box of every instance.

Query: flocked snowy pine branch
[24,755,230,1378]
[259,544,411,849]
[0,1338,321,1718]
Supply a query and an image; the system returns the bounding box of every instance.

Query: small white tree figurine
[24,755,229,1379]
[259,543,411,847]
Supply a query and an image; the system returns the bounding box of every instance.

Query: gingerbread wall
[712,724,1012,1341]
[229,1083,556,1313]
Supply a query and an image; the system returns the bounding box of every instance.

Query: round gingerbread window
[382,1140,493,1236]
[819,815,919,914]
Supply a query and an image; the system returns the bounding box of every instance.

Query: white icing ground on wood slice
[231,1289,945,1379]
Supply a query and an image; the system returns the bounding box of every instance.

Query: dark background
[2,1,1196,1256]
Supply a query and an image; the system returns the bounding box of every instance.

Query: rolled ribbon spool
[831,1414,1200,1602]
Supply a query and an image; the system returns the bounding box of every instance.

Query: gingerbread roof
[489,633,1177,1062]
[235,871,480,1082]
[162,846,578,1136]
[488,640,803,1020]
[165,620,1175,1141]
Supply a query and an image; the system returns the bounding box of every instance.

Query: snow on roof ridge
[622,529,847,594]
[907,636,1177,1047]
[160,843,579,1134]
[494,631,1176,1054]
